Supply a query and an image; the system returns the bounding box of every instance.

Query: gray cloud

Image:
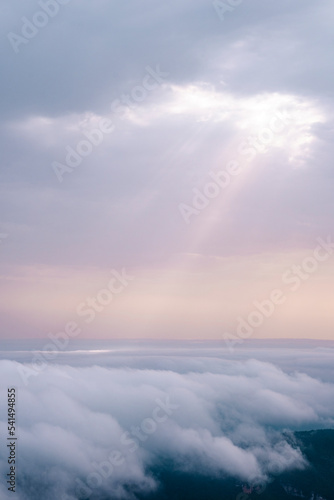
[1,342,334,498]
[1,0,334,338]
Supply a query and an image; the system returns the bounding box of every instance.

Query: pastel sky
[1,0,333,339]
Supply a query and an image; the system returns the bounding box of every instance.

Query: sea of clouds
[0,340,334,499]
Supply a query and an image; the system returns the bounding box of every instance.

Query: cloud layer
[1,343,334,499]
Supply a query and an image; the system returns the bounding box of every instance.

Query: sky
[1,0,334,340]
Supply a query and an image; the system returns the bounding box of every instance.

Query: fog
[1,341,334,499]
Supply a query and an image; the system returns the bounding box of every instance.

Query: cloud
[1,345,334,499]
[1,1,334,340]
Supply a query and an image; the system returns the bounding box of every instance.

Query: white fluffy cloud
[1,345,334,499]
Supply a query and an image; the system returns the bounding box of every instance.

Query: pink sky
[1,1,333,340]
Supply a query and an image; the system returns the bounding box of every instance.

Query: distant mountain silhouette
[131,429,334,500]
